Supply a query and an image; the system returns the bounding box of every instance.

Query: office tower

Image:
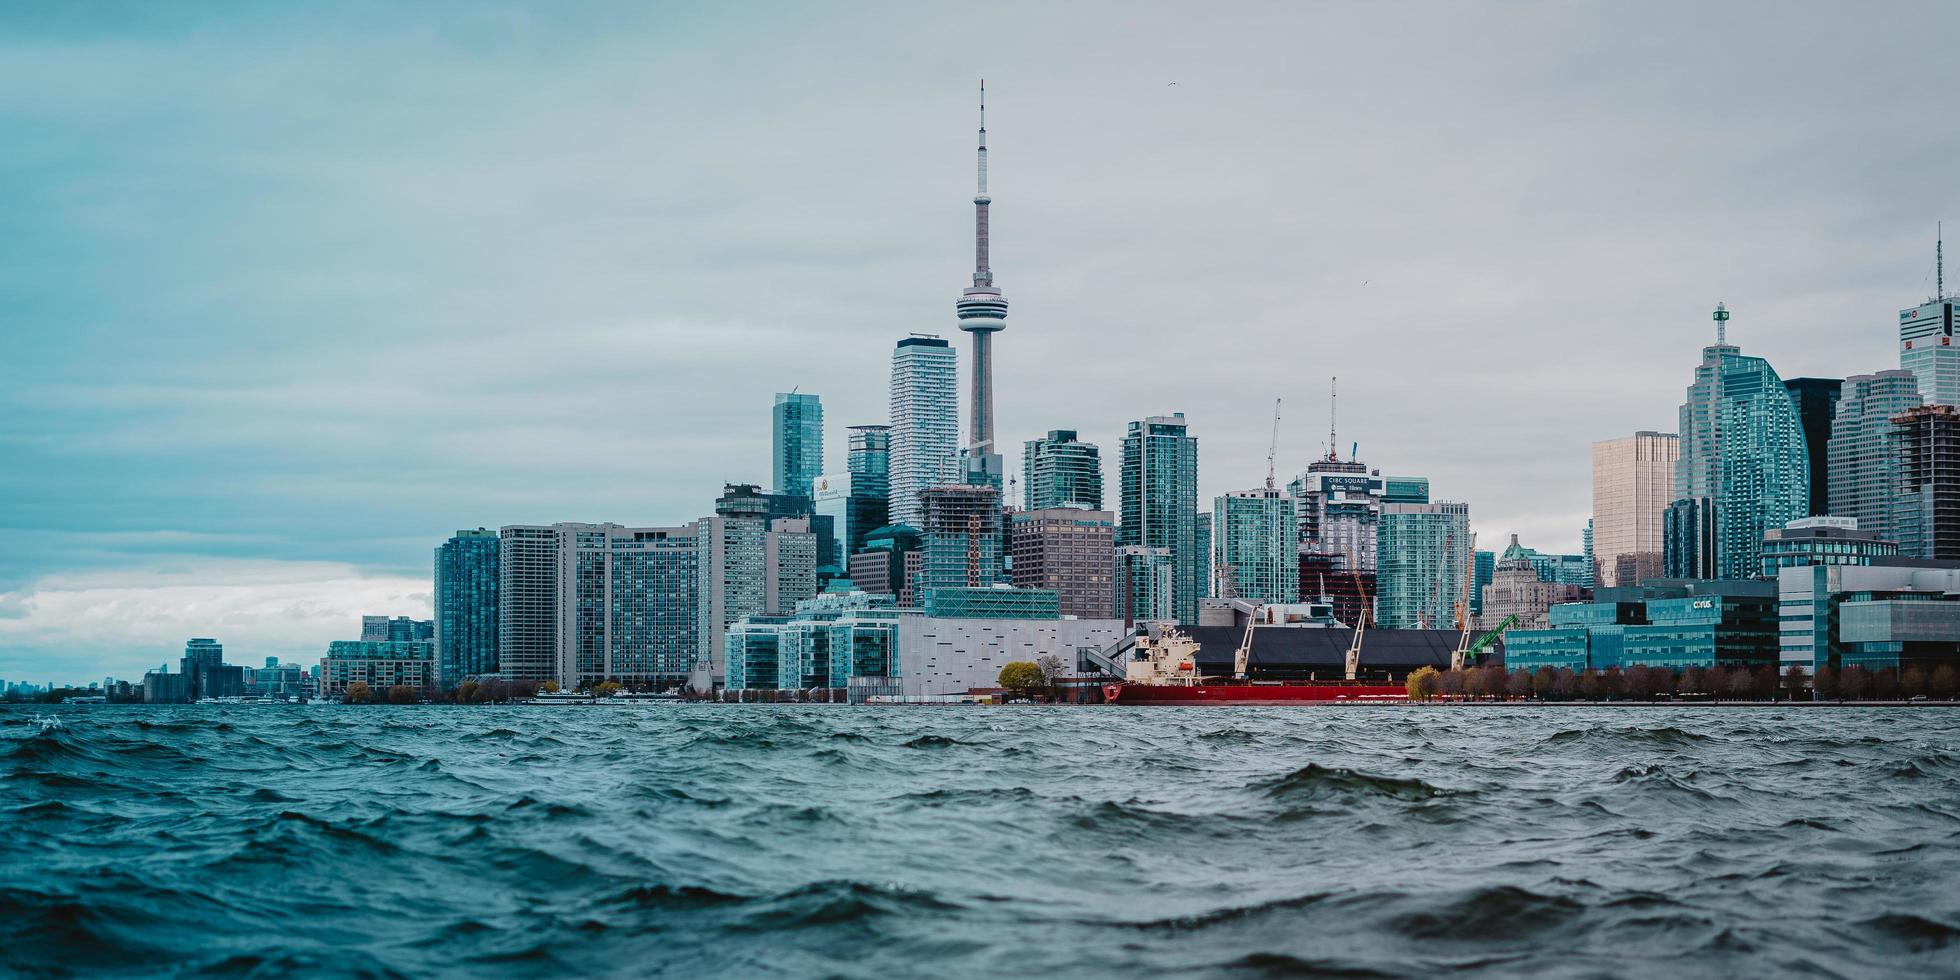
[1827,371,1922,543]
[434,528,499,688]
[917,484,1005,593]
[1899,237,1959,405]
[888,336,959,528]
[1591,432,1679,588]
[1009,508,1116,619]
[849,524,922,603]
[696,484,816,677]
[1760,516,1899,577]
[363,615,432,642]
[497,523,698,689]
[1120,413,1200,622]
[1582,519,1595,586]
[1381,477,1430,504]
[1665,304,1810,580]
[772,392,824,501]
[1115,546,1176,625]
[1784,378,1841,516]
[1288,456,1384,572]
[1894,404,1960,560]
[1471,549,1495,616]
[1022,430,1103,510]
[1375,502,1471,629]
[957,82,1008,490]
[849,425,892,498]
[813,469,889,563]
[1480,536,1586,629]
[1194,511,1212,600]
[1212,489,1299,605]
[497,526,560,682]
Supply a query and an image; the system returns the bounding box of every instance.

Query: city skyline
[5,3,1960,680]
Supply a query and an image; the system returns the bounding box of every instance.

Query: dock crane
[1344,548,1368,681]
[1450,533,1480,671]
[1233,604,1260,680]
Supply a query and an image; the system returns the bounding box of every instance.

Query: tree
[1813,665,1841,702]
[1436,669,1467,698]
[1507,669,1533,700]
[1901,667,1929,699]
[1841,665,1872,701]
[1406,666,1439,701]
[1726,668,1757,700]
[387,684,417,704]
[1872,668,1900,702]
[542,680,562,694]
[998,661,1044,693]
[1578,671,1604,701]
[592,681,622,699]
[1035,655,1067,689]
[1678,666,1705,696]
[344,681,374,704]
[1930,665,1959,700]
[1783,665,1809,702]
[1551,668,1580,701]
[1531,667,1556,701]
[1602,667,1628,701]
[455,680,482,704]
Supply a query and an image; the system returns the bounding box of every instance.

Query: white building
[894,612,1125,698]
[888,335,959,529]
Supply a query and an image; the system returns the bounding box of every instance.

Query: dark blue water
[3,705,1957,978]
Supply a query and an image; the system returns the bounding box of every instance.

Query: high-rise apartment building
[361,616,433,643]
[1784,378,1841,517]
[917,484,1005,594]
[1022,430,1103,511]
[1894,404,1960,561]
[1120,414,1200,622]
[1899,295,1960,407]
[1591,432,1678,589]
[1826,371,1921,543]
[888,336,959,528]
[771,392,824,501]
[1008,508,1116,619]
[434,528,499,688]
[1375,502,1471,629]
[1665,304,1810,580]
[496,523,698,689]
[1115,545,1176,625]
[1212,488,1299,605]
[694,484,818,680]
[1194,511,1211,600]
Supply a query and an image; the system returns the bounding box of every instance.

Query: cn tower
[957,80,1007,489]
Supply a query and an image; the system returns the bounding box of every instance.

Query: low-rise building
[724,592,900,692]
[319,640,436,698]
[1760,516,1898,577]
[1506,581,1776,673]
[1778,562,1960,675]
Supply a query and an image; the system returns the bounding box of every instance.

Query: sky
[3,1,1958,682]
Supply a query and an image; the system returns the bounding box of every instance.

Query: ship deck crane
[1450,532,1479,671]
[1233,604,1260,680]
[1344,549,1368,681]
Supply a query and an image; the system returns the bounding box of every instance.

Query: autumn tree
[343,681,374,704]
[592,681,622,698]
[1930,665,1959,700]
[1406,666,1439,701]
[1035,655,1068,689]
[1783,665,1809,702]
[1531,667,1557,701]
[1813,665,1840,701]
[1507,669,1533,700]
[1841,665,1872,701]
[998,661,1044,693]
[387,684,417,704]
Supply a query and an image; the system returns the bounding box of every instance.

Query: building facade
[1375,502,1471,629]
[498,522,700,690]
[320,640,437,697]
[1899,296,1960,408]
[1760,516,1899,577]
[1022,430,1103,511]
[888,336,959,529]
[917,484,1006,593]
[1480,537,1585,629]
[1784,377,1842,518]
[893,611,1124,699]
[1667,304,1810,580]
[435,528,499,688]
[1115,545,1176,625]
[1827,371,1921,543]
[1120,414,1200,622]
[771,392,824,501]
[1591,432,1678,588]
[1008,508,1116,619]
[725,592,901,693]
[1894,404,1960,561]
[1212,488,1299,605]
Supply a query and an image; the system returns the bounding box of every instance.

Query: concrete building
[1894,404,1960,561]
[1022,430,1103,511]
[1298,551,1376,628]
[1009,508,1116,619]
[1784,377,1842,518]
[434,528,499,688]
[1779,563,1960,675]
[1480,536,1585,629]
[1120,413,1200,622]
[496,525,560,683]
[1375,502,1471,629]
[143,638,246,703]
[894,611,1124,699]
[1116,545,1176,625]
[1288,457,1382,572]
[888,336,959,529]
[320,640,437,698]
[1899,294,1960,408]
[848,524,921,603]
[1761,516,1899,578]
[956,85,1008,491]
[1826,371,1921,543]
[1665,304,1810,580]
[1194,511,1212,601]
[1212,488,1299,605]
[694,485,818,684]
[498,522,700,690]
[361,616,433,642]
[771,392,824,501]
[1591,432,1678,588]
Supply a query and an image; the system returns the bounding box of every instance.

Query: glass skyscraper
[434,528,499,688]
[848,425,892,500]
[1591,432,1678,588]
[887,337,958,529]
[1826,370,1920,543]
[1667,304,1811,581]
[1899,297,1960,407]
[1375,502,1471,629]
[772,392,824,501]
[1120,414,1200,622]
[1212,489,1298,605]
[1022,429,1103,510]
[1784,378,1841,517]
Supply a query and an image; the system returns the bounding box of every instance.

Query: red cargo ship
[1100,602,1417,705]
[1102,680,1407,705]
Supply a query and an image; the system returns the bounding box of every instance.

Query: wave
[1255,763,1462,803]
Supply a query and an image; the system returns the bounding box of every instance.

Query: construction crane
[1344,549,1368,681]
[1450,533,1480,670]
[1458,614,1517,670]
[1265,397,1283,491]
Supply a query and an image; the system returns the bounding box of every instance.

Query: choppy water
[3,705,1958,978]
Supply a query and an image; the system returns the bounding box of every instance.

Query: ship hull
[1102,681,1407,705]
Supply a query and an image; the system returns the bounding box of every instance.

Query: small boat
[523,690,594,705]
[598,691,685,705]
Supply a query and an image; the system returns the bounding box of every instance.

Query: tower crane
[1265,397,1283,491]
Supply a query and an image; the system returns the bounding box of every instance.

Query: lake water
[2,705,1956,977]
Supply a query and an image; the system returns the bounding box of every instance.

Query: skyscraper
[1212,489,1298,605]
[1666,304,1810,580]
[1120,414,1200,622]
[848,425,892,500]
[1288,457,1383,572]
[888,336,958,528]
[1375,502,1471,629]
[771,392,824,501]
[1115,545,1176,625]
[1022,430,1102,511]
[1008,508,1116,619]
[695,484,818,680]
[1899,243,1959,406]
[496,523,698,689]
[434,528,499,688]
[497,525,560,683]
[1893,404,1960,561]
[957,81,1008,490]
[1591,432,1679,589]
[1784,378,1842,517]
[1826,371,1921,543]
[917,484,1005,594]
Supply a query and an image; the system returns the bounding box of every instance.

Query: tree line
[1405,663,1960,702]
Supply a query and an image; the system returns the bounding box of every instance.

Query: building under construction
[917,484,1004,592]
[1894,404,1960,561]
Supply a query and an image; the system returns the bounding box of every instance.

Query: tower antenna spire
[1939,221,1944,301]
[1714,301,1728,346]
[956,78,1007,489]
[1327,376,1339,462]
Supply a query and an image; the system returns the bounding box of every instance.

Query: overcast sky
[4,2,1957,682]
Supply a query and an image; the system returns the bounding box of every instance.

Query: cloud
[0,558,429,681]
